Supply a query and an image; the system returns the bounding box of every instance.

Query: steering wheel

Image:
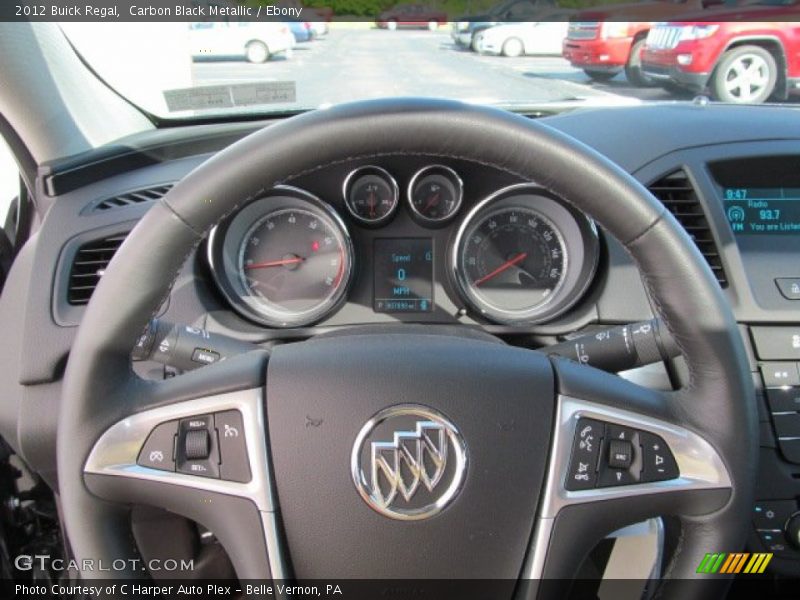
[59,99,757,598]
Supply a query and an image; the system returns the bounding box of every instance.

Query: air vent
[91,184,173,212]
[648,170,728,287]
[67,234,127,305]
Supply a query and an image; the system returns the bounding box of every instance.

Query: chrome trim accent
[521,395,731,579]
[351,404,468,521]
[261,511,289,580]
[342,165,400,226]
[651,517,665,582]
[541,396,732,518]
[84,388,275,512]
[406,164,464,225]
[523,516,554,584]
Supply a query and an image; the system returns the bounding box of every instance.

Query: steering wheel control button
[607,439,634,469]
[351,405,468,520]
[565,418,603,491]
[184,429,210,460]
[753,500,797,531]
[176,415,220,479]
[215,410,251,483]
[751,327,800,360]
[639,431,679,482]
[137,421,178,471]
[766,387,800,413]
[597,463,636,488]
[605,423,636,443]
[776,278,800,301]
[761,363,800,387]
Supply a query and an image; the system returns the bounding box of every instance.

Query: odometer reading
[458,206,567,322]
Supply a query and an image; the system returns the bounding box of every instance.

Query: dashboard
[206,164,599,330]
[1,102,800,575]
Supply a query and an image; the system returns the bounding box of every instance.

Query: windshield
[58,12,800,121]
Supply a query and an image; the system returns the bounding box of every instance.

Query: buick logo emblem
[351,405,468,520]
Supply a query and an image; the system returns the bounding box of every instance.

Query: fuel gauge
[343,166,399,226]
[408,165,463,225]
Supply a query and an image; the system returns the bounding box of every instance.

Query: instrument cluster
[207,164,600,329]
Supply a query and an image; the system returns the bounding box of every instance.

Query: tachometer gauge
[408,165,463,225]
[452,185,599,325]
[209,187,353,328]
[343,166,399,226]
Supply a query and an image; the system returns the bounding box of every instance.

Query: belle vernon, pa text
[17,584,343,597]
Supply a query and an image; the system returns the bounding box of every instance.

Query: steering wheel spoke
[81,349,285,579]
[521,358,733,595]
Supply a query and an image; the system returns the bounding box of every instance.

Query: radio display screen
[373,238,434,313]
[723,188,800,236]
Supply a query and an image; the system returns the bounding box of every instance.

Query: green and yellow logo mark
[697,552,772,574]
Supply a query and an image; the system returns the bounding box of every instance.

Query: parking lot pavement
[192,28,672,109]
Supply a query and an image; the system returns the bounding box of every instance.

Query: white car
[309,21,329,37]
[189,22,294,63]
[475,21,569,58]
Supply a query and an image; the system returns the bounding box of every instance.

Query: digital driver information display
[373,238,433,313]
[724,188,800,235]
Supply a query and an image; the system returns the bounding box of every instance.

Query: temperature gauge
[343,166,399,226]
[408,165,463,225]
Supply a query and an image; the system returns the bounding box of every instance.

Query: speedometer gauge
[452,185,599,325]
[209,187,353,328]
[460,207,567,317]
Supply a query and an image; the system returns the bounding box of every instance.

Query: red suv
[562,0,706,86]
[642,9,800,103]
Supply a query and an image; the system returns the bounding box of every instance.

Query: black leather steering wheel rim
[59,98,757,597]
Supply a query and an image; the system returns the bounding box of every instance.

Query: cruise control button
[184,429,210,460]
[182,414,213,431]
[639,431,679,482]
[216,410,251,483]
[565,418,603,491]
[137,421,177,471]
[177,415,219,479]
[753,500,797,530]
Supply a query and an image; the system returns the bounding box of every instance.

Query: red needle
[474,253,527,287]
[244,257,305,270]
[423,192,440,214]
